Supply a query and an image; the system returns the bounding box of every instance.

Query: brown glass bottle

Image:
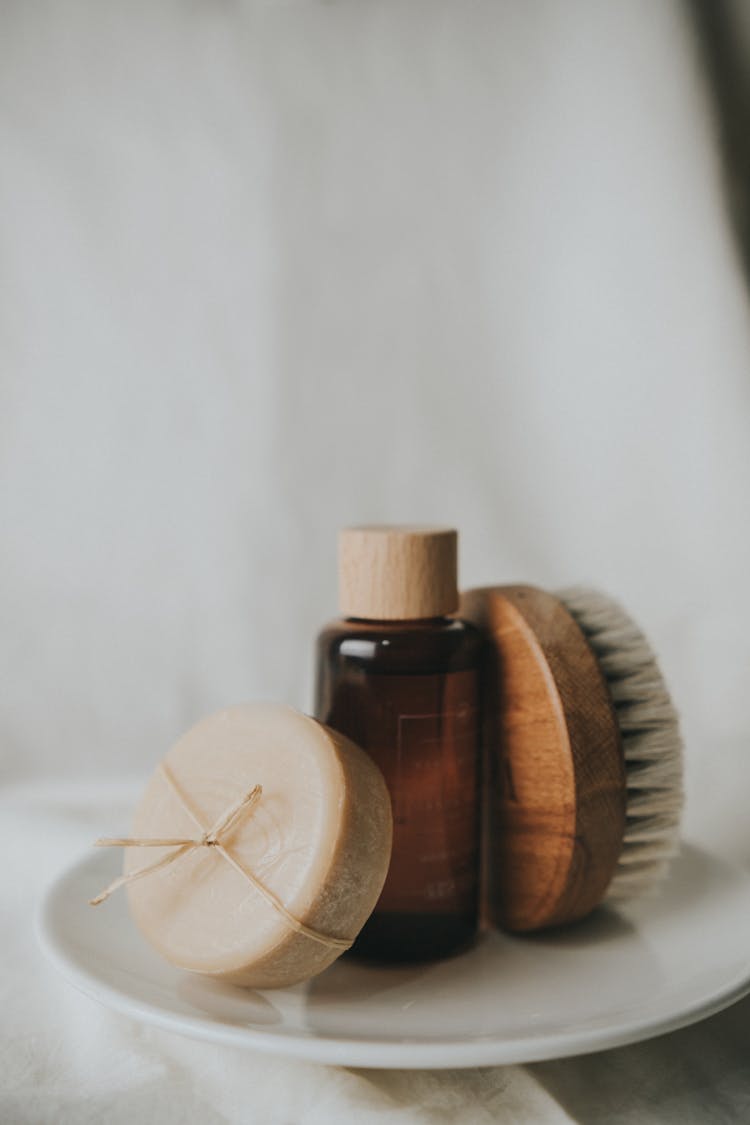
[314,526,483,963]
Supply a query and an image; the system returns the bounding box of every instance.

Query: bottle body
[315,616,483,962]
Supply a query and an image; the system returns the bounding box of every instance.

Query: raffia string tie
[89,762,351,952]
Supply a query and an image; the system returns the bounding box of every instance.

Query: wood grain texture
[460,585,627,932]
[339,526,458,620]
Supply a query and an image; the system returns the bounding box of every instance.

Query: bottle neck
[343,615,453,627]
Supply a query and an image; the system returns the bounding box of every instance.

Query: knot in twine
[89,762,351,952]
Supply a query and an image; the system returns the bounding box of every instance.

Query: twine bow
[89,762,351,951]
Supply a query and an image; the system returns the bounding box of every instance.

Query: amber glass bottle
[315,526,483,963]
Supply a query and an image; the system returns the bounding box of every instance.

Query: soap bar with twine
[91,704,393,989]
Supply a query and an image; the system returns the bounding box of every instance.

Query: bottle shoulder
[316,616,483,673]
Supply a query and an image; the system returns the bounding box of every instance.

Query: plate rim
[36,846,750,1069]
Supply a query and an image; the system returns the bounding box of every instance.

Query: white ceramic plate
[37,843,750,1069]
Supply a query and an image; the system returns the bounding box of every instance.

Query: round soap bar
[125,704,393,988]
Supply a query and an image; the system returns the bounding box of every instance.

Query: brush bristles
[556,587,684,902]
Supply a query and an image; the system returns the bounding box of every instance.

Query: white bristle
[556,586,684,902]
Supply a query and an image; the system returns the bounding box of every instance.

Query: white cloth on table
[3,752,750,1125]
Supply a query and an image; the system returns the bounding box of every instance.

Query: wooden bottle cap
[339,525,458,621]
[460,585,627,932]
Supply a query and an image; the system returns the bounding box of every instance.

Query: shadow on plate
[177,975,282,1027]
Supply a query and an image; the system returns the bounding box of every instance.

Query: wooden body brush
[461,585,683,932]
